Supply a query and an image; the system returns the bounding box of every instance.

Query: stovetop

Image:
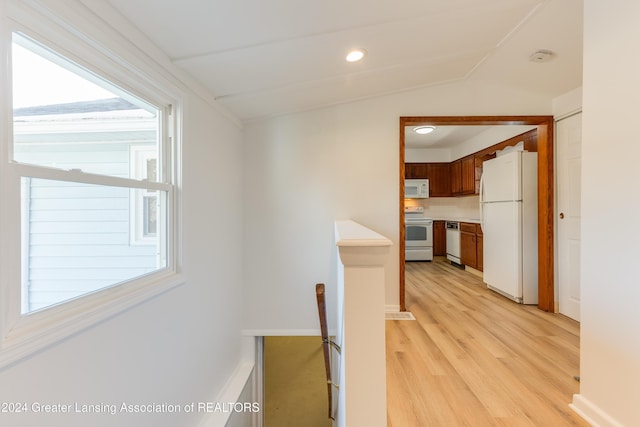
[404,206,432,223]
[404,206,424,215]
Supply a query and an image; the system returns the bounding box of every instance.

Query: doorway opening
[399,116,555,312]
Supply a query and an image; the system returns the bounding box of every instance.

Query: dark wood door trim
[399,116,555,312]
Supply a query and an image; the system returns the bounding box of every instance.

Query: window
[130,145,159,244]
[1,29,181,364]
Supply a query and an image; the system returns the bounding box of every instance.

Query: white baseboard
[570,394,625,427]
[385,311,415,320]
[199,360,256,427]
[385,304,400,313]
[199,337,260,427]
[242,329,324,337]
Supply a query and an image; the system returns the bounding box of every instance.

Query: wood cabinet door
[405,163,429,179]
[461,155,476,194]
[450,160,462,195]
[460,230,477,268]
[433,220,446,256]
[474,157,484,195]
[427,163,452,197]
[476,234,483,272]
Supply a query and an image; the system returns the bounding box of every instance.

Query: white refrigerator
[480,150,538,304]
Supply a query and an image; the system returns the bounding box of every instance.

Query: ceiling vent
[529,50,555,63]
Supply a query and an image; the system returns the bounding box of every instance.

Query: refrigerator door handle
[479,172,485,232]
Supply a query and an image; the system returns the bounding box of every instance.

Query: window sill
[0,272,185,370]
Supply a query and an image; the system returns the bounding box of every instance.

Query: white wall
[242,78,554,332]
[405,147,451,162]
[0,2,247,426]
[572,2,640,426]
[410,196,481,221]
[553,86,582,119]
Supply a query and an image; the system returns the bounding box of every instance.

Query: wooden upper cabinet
[405,162,451,196]
[460,155,475,195]
[450,155,476,196]
[405,163,429,179]
[427,163,452,197]
[405,158,475,197]
[450,160,462,195]
[474,156,484,195]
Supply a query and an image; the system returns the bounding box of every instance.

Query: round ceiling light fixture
[346,48,367,62]
[413,125,436,135]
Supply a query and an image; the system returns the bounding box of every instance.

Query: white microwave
[405,179,429,198]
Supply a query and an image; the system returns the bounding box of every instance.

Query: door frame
[399,116,555,312]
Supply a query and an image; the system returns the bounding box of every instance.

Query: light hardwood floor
[387,258,589,426]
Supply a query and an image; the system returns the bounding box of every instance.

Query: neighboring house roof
[13,97,156,144]
[13,97,139,117]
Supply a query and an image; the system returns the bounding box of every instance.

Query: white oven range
[405,206,433,261]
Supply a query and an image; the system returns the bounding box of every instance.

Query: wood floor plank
[388,319,457,376]
[387,258,589,426]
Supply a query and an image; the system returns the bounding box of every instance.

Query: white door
[483,201,522,301]
[557,113,582,321]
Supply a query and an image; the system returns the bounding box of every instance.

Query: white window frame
[0,7,183,368]
[130,145,160,245]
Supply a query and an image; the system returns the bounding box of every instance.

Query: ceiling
[103,0,583,122]
[404,125,536,149]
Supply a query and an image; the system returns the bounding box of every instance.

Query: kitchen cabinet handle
[559,212,565,219]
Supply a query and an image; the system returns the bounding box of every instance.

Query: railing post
[334,220,391,427]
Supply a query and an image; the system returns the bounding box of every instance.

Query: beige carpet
[264,336,333,427]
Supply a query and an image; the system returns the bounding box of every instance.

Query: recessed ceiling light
[346,48,367,62]
[413,126,435,135]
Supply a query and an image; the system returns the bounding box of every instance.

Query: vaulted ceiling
[104,0,582,121]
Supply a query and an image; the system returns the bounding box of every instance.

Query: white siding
[19,142,158,311]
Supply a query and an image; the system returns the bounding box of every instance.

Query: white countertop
[335,220,393,247]
[431,217,481,224]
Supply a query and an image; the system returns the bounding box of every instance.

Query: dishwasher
[445,221,461,264]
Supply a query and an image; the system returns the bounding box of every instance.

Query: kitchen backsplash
[405,196,480,219]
